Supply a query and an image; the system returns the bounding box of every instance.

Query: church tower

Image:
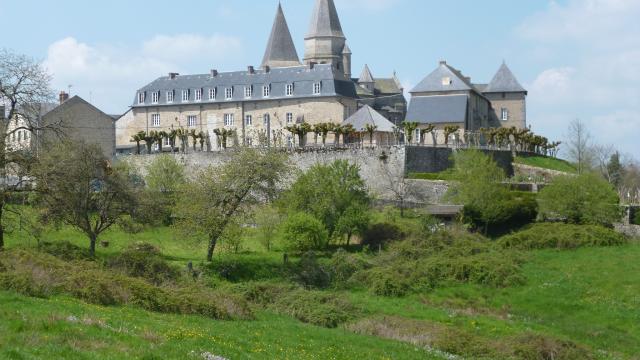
[262,3,301,68]
[304,0,347,75]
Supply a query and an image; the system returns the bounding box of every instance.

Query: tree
[0,49,57,251]
[285,123,312,148]
[444,125,460,146]
[131,131,145,155]
[402,121,419,144]
[565,119,594,174]
[538,173,621,226]
[335,204,370,245]
[446,150,511,234]
[281,212,329,252]
[313,123,334,147]
[420,124,436,146]
[281,160,370,238]
[189,129,199,152]
[33,141,136,256]
[364,124,378,147]
[174,148,289,261]
[142,131,155,154]
[254,205,281,251]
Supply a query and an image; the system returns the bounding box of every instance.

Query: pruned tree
[174,148,290,261]
[565,119,594,174]
[0,49,58,251]
[33,141,136,256]
[402,121,419,145]
[364,124,378,147]
[378,160,423,217]
[420,124,436,146]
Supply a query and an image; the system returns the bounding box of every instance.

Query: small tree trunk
[207,237,218,262]
[89,234,97,257]
[0,204,4,251]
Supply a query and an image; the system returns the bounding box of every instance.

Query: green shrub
[273,289,363,328]
[361,222,405,250]
[462,191,538,237]
[499,223,627,250]
[290,252,331,289]
[106,243,179,285]
[367,269,411,297]
[281,212,329,252]
[38,241,91,261]
[328,249,369,288]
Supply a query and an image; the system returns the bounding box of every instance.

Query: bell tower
[304,0,347,74]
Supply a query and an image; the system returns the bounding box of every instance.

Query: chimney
[59,91,69,105]
[439,60,447,66]
[309,62,317,70]
[210,69,218,77]
[464,77,471,83]
[264,66,271,73]
[169,72,179,79]
[248,66,255,74]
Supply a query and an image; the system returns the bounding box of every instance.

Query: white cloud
[44,34,242,114]
[520,0,640,158]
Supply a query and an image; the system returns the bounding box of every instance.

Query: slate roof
[261,3,301,68]
[359,65,374,83]
[405,95,468,124]
[306,0,345,39]
[133,64,357,107]
[410,62,474,93]
[484,63,526,93]
[344,105,396,132]
[342,42,352,54]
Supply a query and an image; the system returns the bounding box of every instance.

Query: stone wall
[119,146,449,205]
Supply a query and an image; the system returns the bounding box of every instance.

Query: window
[245,115,253,126]
[138,92,145,104]
[151,91,159,104]
[244,85,253,98]
[263,114,270,127]
[285,84,294,96]
[442,77,452,86]
[501,108,509,121]
[224,114,234,126]
[195,89,202,101]
[286,113,294,124]
[164,137,171,147]
[263,85,271,97]
[188,115,197,127]
[167,90,174,103]
[209,88,216,100]
[182,90,189,102]
[313,82,321,95]
[18,131,21,141]
[225,87,233,100]
[415,129,421,143]
[152,114,160,127]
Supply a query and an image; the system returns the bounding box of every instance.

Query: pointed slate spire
[261,3,301,68]
[484,62,526,93]
[359,64,374,83]
[342,42,352,55]
[306,0,345,39]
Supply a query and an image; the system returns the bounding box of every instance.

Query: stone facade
[485,92,527,130]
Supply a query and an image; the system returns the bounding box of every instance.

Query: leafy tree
[607,152,623,188]
[286,123,312,148]
[446,150,511,234]
[33,141,136,257]
[254,205,282,251]
[538,173,621,226]
[146,155,185,194]
[281,212,329,252]
[136,155,186,226]
[174,148,289,261]
[220,221,244,254]
[281,160,370,238]
[402,121,419,144]
[335,204,370,245]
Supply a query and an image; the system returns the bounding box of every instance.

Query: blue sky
[1,0,638,158]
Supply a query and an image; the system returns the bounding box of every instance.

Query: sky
[0,0,638,159]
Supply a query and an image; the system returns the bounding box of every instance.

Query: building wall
[122,96,357,150]
[405,146,515,176]
[485,92,527,129]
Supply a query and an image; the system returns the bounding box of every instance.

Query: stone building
[406,61,527,145]
[120,0,406,152]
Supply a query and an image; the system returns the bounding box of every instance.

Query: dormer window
[138,92,145,104]
[442,77,452,86]
[285,84,294,96]
[195,89,202,101]
[182,90,189,102]
[225,87,233,100]
[244,85,253,98]
[263,85,271,97]
[209,88,217,100]
[151,91,159,104]
[167,90,174,103]
[313,82,322,95]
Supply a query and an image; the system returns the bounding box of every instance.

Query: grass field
[2,217,639,359]
[514,155,577,173]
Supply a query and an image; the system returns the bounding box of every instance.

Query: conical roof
[344,105,396,133]
[262,3,301,68]
[484,63,526,93]
[359,64,374,83]
[342,42,352,55]
[306,0,345,39]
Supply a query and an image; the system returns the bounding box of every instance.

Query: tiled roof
[484,63,526,93]
[306,0,345,39]
[406,95,468,124]
[261,3,301,68]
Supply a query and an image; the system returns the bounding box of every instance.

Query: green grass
[514,155,577,173]
[407,170,456,181]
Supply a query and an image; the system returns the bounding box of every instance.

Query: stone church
[121,0,406,151]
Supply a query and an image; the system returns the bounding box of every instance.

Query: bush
[367,269,411,297]
[499,223,627,250]
[361,222,405,250]
[462,191,538,237]
[38,241,92,261]
[290,252,331,289]
[281,212,329,252]
[328,249,369,289]
[106,243,179,285]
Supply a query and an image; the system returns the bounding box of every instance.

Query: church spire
[303,0,347,74]
[261,3,301,68]
[306,0,345,39]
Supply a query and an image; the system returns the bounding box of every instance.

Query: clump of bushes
[463,191,538,237]
[229,281,363,328]
[0,249,252,320]
[499,223,627,250]
[281,212,329,252]
[38,241,92,261]
[290,252,331,289]
[361,222,405,250]
[352,229,525,296]
[106,242,179,285]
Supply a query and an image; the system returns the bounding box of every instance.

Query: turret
[342,43,352,79]
[304,0,347,72]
